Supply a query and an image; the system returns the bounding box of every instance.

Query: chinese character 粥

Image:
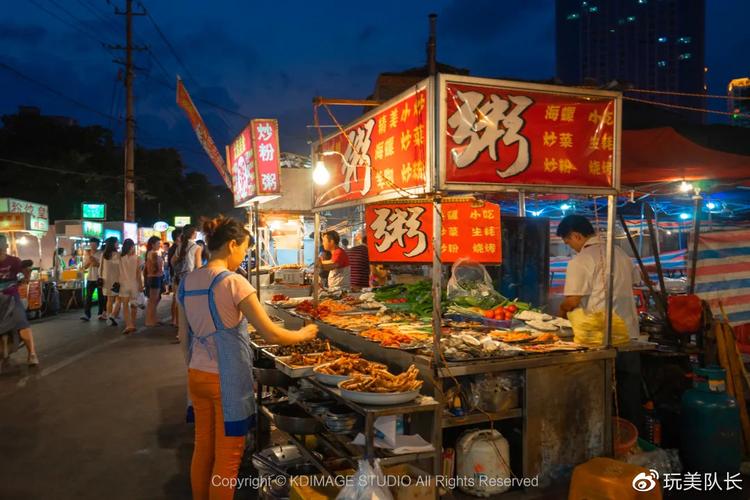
[371,206,428,258]
[559,133,573,149]
[258,143,275,162]
[261,173,277,192]
[559,158,577,174]
[561,106,576,122]
[544,157,558,172]
[545,105,560,121]
[256,122,273,142]
[384,136,395,157]
[343,118,375,195]
[447,90,533,178]
[401,130,412,151]
[543,131,557,147]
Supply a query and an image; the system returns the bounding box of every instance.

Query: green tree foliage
[0,110,234,223]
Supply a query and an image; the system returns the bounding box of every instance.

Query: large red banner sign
[443,80,618,190]
[365,200,501,263]
[314,87,429,208]
[176,78,233,189]
[251,119,282,196]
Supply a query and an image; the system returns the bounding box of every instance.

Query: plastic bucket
[613,416,638,457]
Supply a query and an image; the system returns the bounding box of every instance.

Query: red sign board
[251,119,282,196]
[228,125,257,207]
[176,78,233,189]
[314,86,429,208]
[442,78,619,191]
[365,200,501,264]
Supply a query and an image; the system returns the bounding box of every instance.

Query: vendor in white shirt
[557,214,640,339]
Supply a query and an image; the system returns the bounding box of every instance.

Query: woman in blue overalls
[177,216,317,500]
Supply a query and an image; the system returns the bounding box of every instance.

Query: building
[728,78,750,128]
[556,0,706,120]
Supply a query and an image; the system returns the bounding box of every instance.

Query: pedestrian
[168,228,183,328]
[118,238,142,335]
[52,247,65,280]
[177,216,317,500]
[196,240,209,266]
[80,237,104,321]
[341,237,349,249]
[318,247,331,288]
[172,224,202,283]
[162,241,172,291]
[0,234,39,365]
[100,236,122,326]
[144,236,164,327]
[318,230,350,290]
[347,234,370,291]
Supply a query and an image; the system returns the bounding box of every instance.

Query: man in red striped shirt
[347,235,370,291]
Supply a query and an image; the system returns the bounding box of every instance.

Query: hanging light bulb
[312,159,330,186]
[706,202,716,210]
[560,203,571,211]
[679,181,693,193]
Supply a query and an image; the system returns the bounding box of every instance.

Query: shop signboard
[0,198,49,231]
[104,229,122,241]
[82,221,103,239]
[153,221,169,232]
[228,123,257,207]
[251,119,282,197]
[123,222,138,242]
[82,203,106,220]
[365,199,501,263]
[0,213,28,232]
[313,80,431,209]
[439,75,621,194]
[174,216,191,227]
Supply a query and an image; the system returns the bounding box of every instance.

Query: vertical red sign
[251,119,282,195]
[227,124,257,207]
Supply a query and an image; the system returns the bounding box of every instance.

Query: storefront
[252,74,633,497]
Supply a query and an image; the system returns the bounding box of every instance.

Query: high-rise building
[728,78,750,127]
[556,0,705,119]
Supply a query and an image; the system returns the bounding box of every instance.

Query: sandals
[122,327,137,335]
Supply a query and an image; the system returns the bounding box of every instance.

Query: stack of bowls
[323,405,359,434]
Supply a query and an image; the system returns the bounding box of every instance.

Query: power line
[0,61,120,122]
[138,1,199,86]
[0,158,122,180]
[28,0,111,47]
[626,87,750,101]
[623,95,750,119]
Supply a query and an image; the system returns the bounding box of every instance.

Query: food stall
[253,75,625,497]
[53,219,105,310]
[0,198,49,317]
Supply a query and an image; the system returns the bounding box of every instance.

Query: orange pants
[188,369,246,500]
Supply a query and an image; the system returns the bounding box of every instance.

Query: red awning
[621,127,750,186]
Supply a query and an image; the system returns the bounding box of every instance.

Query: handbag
[111,282,121,293]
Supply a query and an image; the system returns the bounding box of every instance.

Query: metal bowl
[268,402,322,435]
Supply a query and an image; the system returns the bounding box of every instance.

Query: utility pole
[110,0,145,222]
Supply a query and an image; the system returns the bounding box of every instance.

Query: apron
[178,270,256,437]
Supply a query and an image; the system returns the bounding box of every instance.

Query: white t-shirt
[564,238,641,338]
[87,250,102,281]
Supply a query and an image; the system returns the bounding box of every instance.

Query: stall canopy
[621,127,750,187]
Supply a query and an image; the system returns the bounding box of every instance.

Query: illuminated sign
[82,203,106,220]
[83,221,103,238]
[104,229,122,241]
[174,216,191,227]
[153,221,169,232]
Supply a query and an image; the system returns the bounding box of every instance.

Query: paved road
[0,302,194,499]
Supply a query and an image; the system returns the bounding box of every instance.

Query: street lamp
[313,158,330,185]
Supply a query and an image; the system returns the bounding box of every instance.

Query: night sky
[2,0,748,185]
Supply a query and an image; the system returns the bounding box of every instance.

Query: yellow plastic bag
[568,308,629,346]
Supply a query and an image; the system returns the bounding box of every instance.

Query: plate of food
[337,365,423,405]
[275,351,360,377]
[313,358,386,386]
[489,331,534,343]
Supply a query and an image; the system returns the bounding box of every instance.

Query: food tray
[337,383,421,406]
[444,314,518,329]
[313,364,351,386]
[274,354,326,378]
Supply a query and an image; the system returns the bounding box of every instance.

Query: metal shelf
[442,408,523,428]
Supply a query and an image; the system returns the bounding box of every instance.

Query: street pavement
[0,300,194,499]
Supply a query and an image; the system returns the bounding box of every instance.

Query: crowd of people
[317,230,388,291]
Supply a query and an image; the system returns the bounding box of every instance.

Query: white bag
[136,292,147,310]
[336,459,393,500]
